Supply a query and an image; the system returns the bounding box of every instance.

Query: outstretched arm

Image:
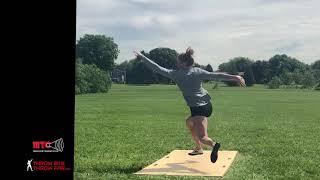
[133,50,174,79]
[198,69,246,87]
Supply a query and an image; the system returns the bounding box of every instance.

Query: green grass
[75,84,320,179]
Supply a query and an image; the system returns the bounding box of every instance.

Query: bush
[282,82,302,89]
[268,76,281,89]
[75,62,111,94]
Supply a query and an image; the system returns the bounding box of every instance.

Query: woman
[133,47,245,163]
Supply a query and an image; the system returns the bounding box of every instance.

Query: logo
[33,138,64,152]
[27,159,33,171]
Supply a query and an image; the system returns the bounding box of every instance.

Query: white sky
[76,0,320,70]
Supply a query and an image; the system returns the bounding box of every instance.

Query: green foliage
[311,60,320,70]
[301,71,317,89]
[75,34,318,89]
[76,34,120,72]
[148,48,178,84]
[126,58,155,84]
[218,54,317,89]
[313,69,320,83]
[194,63,206,69]
[219,57,255,86]
[291,69,303,85]
[279,70,294,85]
[203,64,214,82]
[268,54,307,79]
[120,48,178,84]
[115,60,129,71]
[75,62,111,94]
[205,64,213,72]
[268,76,282,89]
[252,60,270,84]
[219,57,253,73]
[244,66,255,86]
[311,60,320,84]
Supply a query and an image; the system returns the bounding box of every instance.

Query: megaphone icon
[47,138,64,152]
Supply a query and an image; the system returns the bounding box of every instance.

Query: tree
[76,34,120,72]
[279,70,294,85]
[194,63,206,69]
[205,64,213,72]
[115,60,129,71]
[218,57,254,86]
[149,48,177,69]
[219,61,236,74]
[201,64,214,83]
[268,54,307,80]
[311,60,320,84]
[218,57,253,73]
[126,58,155,84]
[291,69,303,85]
[252,60,270,84]
[244,66,255,86]
[311,60,320,70]
[194,63,200,68]
[301,71,317,88]
[148,48,178,84]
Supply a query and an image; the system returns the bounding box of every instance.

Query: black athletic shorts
[189,102,213,117]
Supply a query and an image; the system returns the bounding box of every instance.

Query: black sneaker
[210,142,221,163]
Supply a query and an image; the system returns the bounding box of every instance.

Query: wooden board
[135,150,238,177]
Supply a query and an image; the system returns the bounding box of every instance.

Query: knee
[186,118,193,127]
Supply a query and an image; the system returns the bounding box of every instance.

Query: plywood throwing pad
[135,150,238,177]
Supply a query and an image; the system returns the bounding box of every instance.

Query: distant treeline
[76,34,320,94]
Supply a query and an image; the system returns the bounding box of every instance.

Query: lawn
[75,84,320,179]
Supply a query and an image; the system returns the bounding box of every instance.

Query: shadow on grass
[92,163,143,174]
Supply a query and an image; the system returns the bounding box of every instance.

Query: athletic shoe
[188,147,203,156]
[210,142,221,163]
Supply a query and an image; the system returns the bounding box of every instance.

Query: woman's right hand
[234,75,246,87]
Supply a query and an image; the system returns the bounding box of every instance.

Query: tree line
[76,34,320,94]
[218,56,320,88]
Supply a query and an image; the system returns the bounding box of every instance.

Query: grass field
[75,84,320,179]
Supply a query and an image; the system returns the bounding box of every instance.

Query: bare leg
[186,116,202,149]
[192,116,216,148]
[192,116,220,163]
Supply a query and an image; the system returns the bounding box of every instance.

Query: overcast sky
[76,0,320,70]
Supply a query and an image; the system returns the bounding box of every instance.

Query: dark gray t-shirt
[140,55,235,107]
